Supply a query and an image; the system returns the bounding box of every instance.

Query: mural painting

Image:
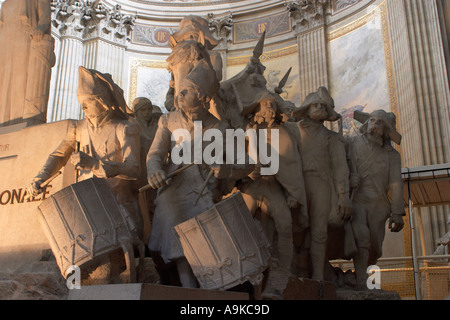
[328,3,393,135]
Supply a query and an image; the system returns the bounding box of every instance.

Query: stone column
[83,40,126,87]
[208,12,234,81]
[48,1,135,122]
[48,1,86,122]
[54,37,84,121]
[82,3,134,88]
[387,0,450,262]
[50,10,85,121]
[386,0,450,167]
[286,0,331,101]
[437,0,450,88]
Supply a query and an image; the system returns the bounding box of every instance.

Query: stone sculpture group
[0,3,405,299]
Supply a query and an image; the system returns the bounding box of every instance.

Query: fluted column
[297,27,329,98]
[48,1,135,122]
[82,3,134,88]
[83,40,126,88]
[52,37,84,122]
[387,0,450,257]
[286,0,330,101]
[387,0,450,167]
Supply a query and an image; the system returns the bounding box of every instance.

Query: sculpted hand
[29,179,44,197]
[389,214,404,232]
[287,195,299,209]
[70,152,99,171]
[338,195,352,220]
[148,170,169,189]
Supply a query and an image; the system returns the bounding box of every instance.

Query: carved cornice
[50,0,135,43]
[285,0,331,34]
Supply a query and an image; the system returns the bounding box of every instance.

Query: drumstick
[25,171,63,201]
[75,141,80,183]
[41,171,63,189]
[193,169,214,206]
[139,163,195,193]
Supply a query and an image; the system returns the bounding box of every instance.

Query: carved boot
[353,247,370,291]
[310,242,326,281]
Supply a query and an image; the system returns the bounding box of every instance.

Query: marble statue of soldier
[346,109,404,290]
[131,97,162,242]
[30,66,143,238]
[146,59,252,288]
[238,92,308,299]
[291,87,352,281]
[0,0,55,127]
[132,97,162,154]
[132,97,162,189]
[240,93,307,271]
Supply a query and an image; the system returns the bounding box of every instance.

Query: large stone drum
[37,178,144,282]
[174,192,271,290]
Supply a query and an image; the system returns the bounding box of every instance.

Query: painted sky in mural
[135,67,171,113]
[329,15,390,134]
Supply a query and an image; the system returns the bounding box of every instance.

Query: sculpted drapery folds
[146,58,253,288]
[238,92,308,299]
[291,86,352,281]
[0,0,55,127]
[345,109,404,290]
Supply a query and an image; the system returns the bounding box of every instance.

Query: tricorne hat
[291,87,341,122]
[354,109,402,145]
[169,15,219,50]
[77,67,131,119]
[241,90,290,123]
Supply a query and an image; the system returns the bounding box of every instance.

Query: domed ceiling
[130,0,243,4]
[103,0,282,19]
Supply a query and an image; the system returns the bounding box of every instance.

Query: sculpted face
[367,116,385,138]
[308,103,328,121]
[255,99,277,126]
[176,79,209,122]
[177,81,200,111]
[136,105,153,122]
[80,97,107,120]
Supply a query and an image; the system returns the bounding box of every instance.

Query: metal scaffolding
[402,163,450,300]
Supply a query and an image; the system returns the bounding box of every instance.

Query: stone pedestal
[0,120,76,273]
[282,277,336,300]
[336,289,401,300]
[68,283,250,300]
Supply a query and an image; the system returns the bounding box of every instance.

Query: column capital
[207,12,234,49]
[51,0,135,43]
[285,0,331,34]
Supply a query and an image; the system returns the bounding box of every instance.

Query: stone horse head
[166,16,222,105]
